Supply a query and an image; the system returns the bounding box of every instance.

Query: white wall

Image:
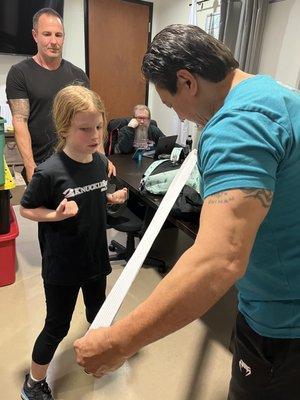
[62,0,85,71]
[0,55,25,104]
[149,0,219,136]
[148,0,189,136]
[258,0,300,88]
[0,0,86,116]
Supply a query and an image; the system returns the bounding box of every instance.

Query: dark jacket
[114,118,165,154]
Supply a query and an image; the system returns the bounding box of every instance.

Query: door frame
[84,0,153,105]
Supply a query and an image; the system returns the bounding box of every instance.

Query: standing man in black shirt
[6,8,115,182]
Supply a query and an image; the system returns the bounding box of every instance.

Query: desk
[109,154,200,239]
[109,154,237,352]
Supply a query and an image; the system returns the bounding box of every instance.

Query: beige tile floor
[0,205,234,400]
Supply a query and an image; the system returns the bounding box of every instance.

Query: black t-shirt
[21,151,111,285]
[6,58,90,163]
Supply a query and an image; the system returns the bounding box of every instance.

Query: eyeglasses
[135,115,150,121]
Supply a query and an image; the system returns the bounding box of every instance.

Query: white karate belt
[89,149,198,330]
[87,150,198,389]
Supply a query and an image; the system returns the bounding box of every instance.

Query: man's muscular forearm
[9,99,36,180]
[12,118,35,164]
[74,189,272,377]
[9,99,34,161]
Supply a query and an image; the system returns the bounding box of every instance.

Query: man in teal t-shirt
[74,25,300,400]
[199,74,300,339]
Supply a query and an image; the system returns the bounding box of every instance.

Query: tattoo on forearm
[241,189,273,208]
[9,99,30,122]
[207,191,235,205]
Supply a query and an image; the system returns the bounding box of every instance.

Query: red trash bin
[0,206,19,286]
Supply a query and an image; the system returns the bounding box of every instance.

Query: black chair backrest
[105,118,128,156]
[107,117,130,133]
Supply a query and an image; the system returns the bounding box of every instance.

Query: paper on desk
[89,149,198,330]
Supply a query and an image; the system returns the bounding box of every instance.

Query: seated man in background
[114,105,165,154]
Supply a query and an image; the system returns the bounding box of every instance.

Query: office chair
[107,178,167,273]
[107,207,141,261]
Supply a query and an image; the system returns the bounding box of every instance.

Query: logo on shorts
[239,359,252,377]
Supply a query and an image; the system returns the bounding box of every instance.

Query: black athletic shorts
[228,312,300,400]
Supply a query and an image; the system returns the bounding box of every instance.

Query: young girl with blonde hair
[20,85,127,400]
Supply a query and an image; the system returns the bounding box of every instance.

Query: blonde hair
[52,85,107,152]
[133,104,151,119]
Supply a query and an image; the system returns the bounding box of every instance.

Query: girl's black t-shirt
[21,151,112,285]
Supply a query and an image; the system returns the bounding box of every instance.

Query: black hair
[142,24,239,94]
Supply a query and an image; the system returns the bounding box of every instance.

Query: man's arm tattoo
[207,191,235,205]
[241,189,273,208]
[8,99,30,122]
[207,189,273,208]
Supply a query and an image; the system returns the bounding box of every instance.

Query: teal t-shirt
[198,75,300,338]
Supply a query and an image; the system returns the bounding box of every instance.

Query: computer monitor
[143,135,178,159]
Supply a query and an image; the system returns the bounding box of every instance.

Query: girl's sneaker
[21,374,54,400]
